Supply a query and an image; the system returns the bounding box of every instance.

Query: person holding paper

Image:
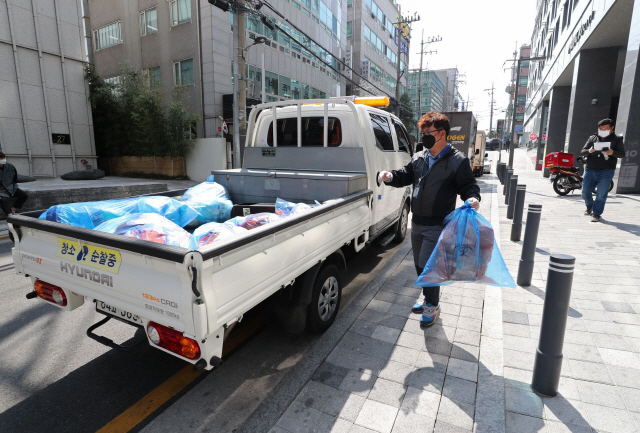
[580,118,625,222]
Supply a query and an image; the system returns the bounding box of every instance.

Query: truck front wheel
[307,265,342,333]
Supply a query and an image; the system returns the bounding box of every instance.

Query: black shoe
[591,214,601,222]
[584,209,592,216]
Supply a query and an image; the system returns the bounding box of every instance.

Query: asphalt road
[0,233,407,433]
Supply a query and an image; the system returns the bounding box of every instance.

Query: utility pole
[416,31,441,120]
[394,11,420,115]
[231,8,241,168]
[501,45,517,162]
[237,0,247,168]
[485,82,495,137]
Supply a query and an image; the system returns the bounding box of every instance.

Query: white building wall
[0,0,96,177]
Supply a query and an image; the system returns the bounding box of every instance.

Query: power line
[222,0,416,112]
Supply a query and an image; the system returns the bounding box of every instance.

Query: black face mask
[422,133,437,150]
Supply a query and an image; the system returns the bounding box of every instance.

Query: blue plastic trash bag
[39,196,198,229]
[227,212,281,230]
[275,198,313,217]
[181,179,233,225]
[189,222,248,250]
[95,213,191,248]
[415,202,516,288]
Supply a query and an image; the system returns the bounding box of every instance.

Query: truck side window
[369,113,394,151]
[267,117,342,147]
[392,120,412,155]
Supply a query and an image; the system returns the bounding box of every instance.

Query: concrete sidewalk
[265,149,640,433]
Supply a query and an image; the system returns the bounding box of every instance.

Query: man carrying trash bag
[378,112,480,327]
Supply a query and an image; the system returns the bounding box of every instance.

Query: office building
[406,70,444,133]
[524,0,640,193]
[432,68,461,112]
[0,0,96,177]
[346,0,409,98]
[88,0,346,139]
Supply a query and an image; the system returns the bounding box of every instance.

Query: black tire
[306,265,342,333]
[553,175,571,196]
[393,201,409,243]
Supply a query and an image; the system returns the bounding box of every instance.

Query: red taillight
[34,280,67,306]
[146,321,201,360]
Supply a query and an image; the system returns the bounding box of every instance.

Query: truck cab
[221,96,413,243]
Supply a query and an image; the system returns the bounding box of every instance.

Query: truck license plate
[550,174,557,181]
[96,301,142,326]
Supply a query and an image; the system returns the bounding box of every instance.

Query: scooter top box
[545,152,574,168]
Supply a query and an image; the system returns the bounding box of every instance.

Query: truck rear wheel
[393,201,409,243]
[307,265,342,333]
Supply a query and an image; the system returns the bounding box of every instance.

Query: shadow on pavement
[289,309,592,432]
[600,220,640,236]
[522,283,582,318]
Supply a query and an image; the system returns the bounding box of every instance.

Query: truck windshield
[267,117,342,147]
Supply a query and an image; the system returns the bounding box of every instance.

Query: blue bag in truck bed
[39,196,198,229]
[95,213,192,248]
[275,198,313,217]
[415,202,516,288]
[181,177,233,225]
[189,221,248,250]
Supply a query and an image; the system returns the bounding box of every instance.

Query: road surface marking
[96,313,266,433]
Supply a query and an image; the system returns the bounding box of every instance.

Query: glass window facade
[94,22,122,50]
[170,0,191,25]
[140,8,158,36]
[174,59,194,86]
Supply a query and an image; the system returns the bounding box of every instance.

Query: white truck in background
[8,97,413,370]
[473,130,487,176]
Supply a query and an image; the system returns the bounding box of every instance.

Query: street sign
[530,133,538,141]
[542,133,547,140]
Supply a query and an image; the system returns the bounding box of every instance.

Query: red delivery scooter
[546,152,614,196]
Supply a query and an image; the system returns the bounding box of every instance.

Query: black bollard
[503,169,513,197]
[507,175,519,219]
[498,163,505,184]
[517,204,542,286]
[531,254,576,397]
[510,185,527,241]
[506,174,517,206]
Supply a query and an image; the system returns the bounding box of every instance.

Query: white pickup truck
[8,97,413,370]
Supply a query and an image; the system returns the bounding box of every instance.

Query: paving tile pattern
[271,150,640,433]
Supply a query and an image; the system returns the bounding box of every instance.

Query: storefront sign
[568,11,596,54]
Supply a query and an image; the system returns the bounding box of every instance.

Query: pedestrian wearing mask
[580,118,625,222]
[377,112,481,327]
[0,152,29,217]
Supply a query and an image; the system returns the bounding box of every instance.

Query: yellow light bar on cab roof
[353,96,389,107]
[302,96,389,107]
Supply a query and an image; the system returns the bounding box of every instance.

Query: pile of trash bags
[181,177,233,225]
[96,213,192,249]
[415,202,516,288]
[39,196,198,229]
[39,182,320,250]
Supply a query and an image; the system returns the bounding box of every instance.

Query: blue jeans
[411,223,444,305]
[582,169,615,216]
